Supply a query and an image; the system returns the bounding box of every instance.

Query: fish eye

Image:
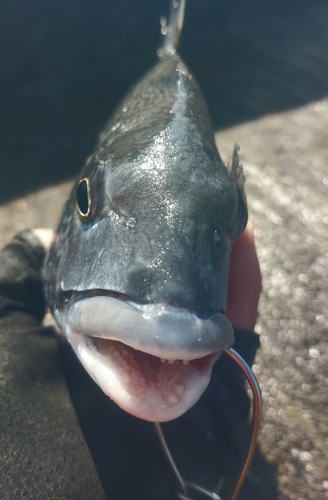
[76,178,90,218]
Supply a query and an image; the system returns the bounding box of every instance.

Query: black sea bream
[44,0,247,422]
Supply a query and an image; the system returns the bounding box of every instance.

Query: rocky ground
[1,0,327,498]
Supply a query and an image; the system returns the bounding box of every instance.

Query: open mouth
[57,295,234,422]
[70,333,219,421]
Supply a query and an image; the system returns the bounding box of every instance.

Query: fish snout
[125,248,230,317]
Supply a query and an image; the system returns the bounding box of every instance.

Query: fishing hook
[154,346,262,500]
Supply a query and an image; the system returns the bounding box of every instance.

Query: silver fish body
[44,2,247,422]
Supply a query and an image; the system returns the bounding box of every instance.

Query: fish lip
[53,293,231,421]
[58,289,219,318]
[59,294,234,360]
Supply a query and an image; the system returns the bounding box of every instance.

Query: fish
[44,0,247,423]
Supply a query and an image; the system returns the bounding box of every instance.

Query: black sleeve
[0,230,46,321]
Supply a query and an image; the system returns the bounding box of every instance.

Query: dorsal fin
[159,0,186,56]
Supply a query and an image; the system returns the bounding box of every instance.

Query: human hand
[32,228,54,250]
[226,222,261,332]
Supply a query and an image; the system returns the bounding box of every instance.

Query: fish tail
[158,0,186,57]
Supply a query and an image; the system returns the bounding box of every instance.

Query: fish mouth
[58,295,234,422]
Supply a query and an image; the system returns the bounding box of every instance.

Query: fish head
[44,58,247,422]
[45,135,247,422]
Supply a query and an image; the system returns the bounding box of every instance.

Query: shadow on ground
[1,0,328,202]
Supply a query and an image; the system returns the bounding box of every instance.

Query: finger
[226,222,262,331]
[31,228,54,250]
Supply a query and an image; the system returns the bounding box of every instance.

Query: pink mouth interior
[87,337,217,421]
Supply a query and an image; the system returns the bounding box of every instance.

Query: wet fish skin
[45,55,247,316]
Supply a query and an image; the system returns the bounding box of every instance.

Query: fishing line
[154,347,262,500]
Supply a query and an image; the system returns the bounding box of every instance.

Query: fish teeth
[159,358,189,364]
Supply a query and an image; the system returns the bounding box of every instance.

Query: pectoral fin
[227,144,248,241]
